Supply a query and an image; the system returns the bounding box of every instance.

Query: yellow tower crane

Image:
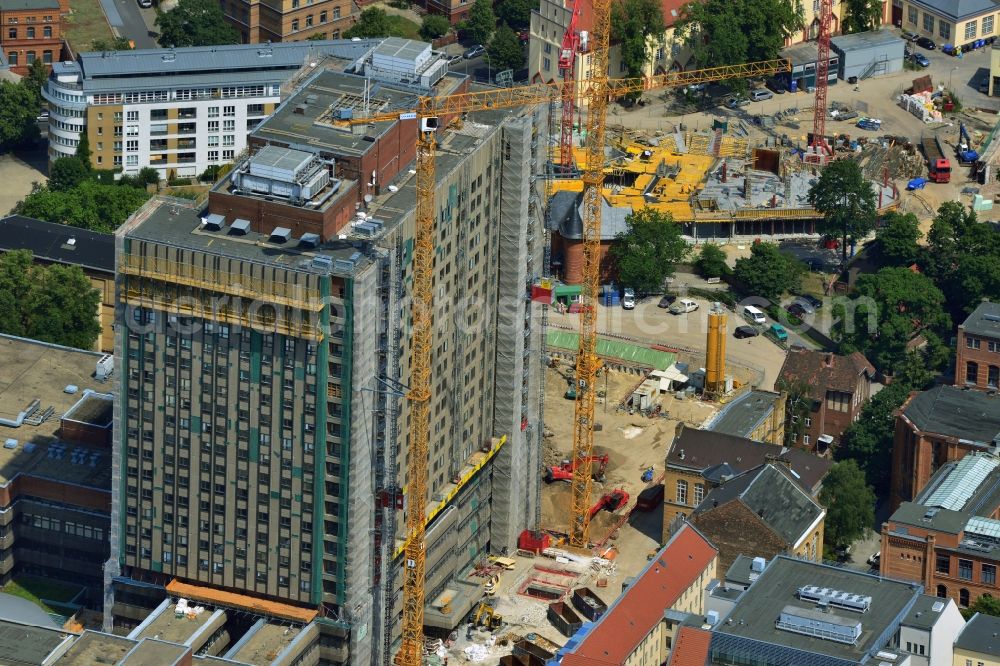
[345,57,789,666]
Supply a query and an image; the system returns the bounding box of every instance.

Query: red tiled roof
[667,626,712,666]
[778,349,875,401]
[561,524,717,666]
[572,0,689,35]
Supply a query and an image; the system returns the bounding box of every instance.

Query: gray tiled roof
[955,613,1000,656]
[901,385,1000,445]
[960,301,1000,338]
[694,464,824,544]
[0,0,60,10]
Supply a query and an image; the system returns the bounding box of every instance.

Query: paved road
[100,0,157,49]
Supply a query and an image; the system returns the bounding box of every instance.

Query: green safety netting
[546,330,676,370]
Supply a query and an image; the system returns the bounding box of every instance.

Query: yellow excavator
[472,602,503,630]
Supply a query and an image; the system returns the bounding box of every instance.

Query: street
[103,0,158,49]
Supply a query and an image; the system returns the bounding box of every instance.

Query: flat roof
[0,335,112,489]
[715,557,920,663]
[780,42,838,67]
[707,390,782,440]
[136,604,219,644]
[901,385,1000,445]
[901,595,950,631]
[830,30,905,50]
[58,631,137,665]
[120,638,191,666]
[0,215,114,274]
[0,619,73,665]
[230,623,305,665]
[960,301,1000,338]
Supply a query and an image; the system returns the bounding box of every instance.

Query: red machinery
[809,0,833,162]
[587,489,629,519]
[558,0,585,169]
[544,454,609,483]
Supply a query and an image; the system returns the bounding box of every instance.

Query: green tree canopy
[345,7,403,38]
[496,0,535,30]
[91,36,134,51]
[922,201,1000,318]
[836,267,951,374]
[836,380,913,490]
[609,208,689,293]
[49,157,91,192]
[694,243,731,278]
[15,179,150,232]
[963,594,1000,620]
[25,59,48,99]
[0,250,101,349]
[808,159,878,262]
[678,0,801,73]
[0,79,41,152]
[819,460,875,548]
[420,14,451,39]
[488,24,525,73]
[611,0,665,93]
[463,0,496,45]
[155,0,240,47]
[875,212,922,267]
[842,0,882,33]
[733,242,805,300]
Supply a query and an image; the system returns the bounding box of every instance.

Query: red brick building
[955,301,1000,390]
[0,0,66,76]
[891,384,1000,509]
[778,348,875,453]
[881,452,1000,611]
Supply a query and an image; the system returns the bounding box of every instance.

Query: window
[222,119,235,131]
[968,336,982,349]
[985,15,995,35]
[26,26,34,38]
[223,105,235,117]
[6,52,15,65]
[907,6,917,24]
[208,150,219,162]
[333,5,340,18]
[983,563,996,585]
[208,106,219,118]
[923,12,934,32]
[803,435,811,446]
[306,14,313,26]
[966,20,978,40]
[937,583,947,598]
[676,479,688,505]
[990,366,999,388]
[207,135,218,147]
[7,28,15,39]
[694,483,704,505]
[804,417,812,427]
[960,588,970,607]
[26,51,35,64]
[207,120,219,132]
[967,361,980,384]
[543,57,551,71]
[223,149,234,160]
[959,558,973,580]
[292,19,299,31]
[940,21,951,40]
[43,25,50,37]
[126,139,138,151]
[222,135,235,146]
[936,554,950,574]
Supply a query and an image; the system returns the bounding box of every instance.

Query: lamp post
[483,52,492,84]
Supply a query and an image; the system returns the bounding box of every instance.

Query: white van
[743,305,766,325]
[750,89,774,102]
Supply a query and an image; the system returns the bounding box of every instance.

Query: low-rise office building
[888,0,998,49]
[221,0,356,43]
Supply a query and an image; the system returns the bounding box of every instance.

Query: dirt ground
[0,147,47,215]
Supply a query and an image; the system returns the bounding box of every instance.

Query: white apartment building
[42,39,381,178]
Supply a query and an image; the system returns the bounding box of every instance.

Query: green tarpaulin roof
[546,330,677,370]
[553,284,583,297]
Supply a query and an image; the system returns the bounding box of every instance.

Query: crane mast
[810,0,833,162]
[558,0,584,169]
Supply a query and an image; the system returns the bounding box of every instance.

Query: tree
[0,80,41,151]
[155,0,240,47]
[48,157,91,192]
[964,594,1000,620]
[694,243,731,278]
[609,208,689,293]
[0,251,100,350]
[91,36,134,50]
[75,133,93,168]
[776,377,813,447]
[733,242,805,300]
[464,0,496,45]
[488,24,524,73]
[842,0,882,34]
[819,460,875,549]
[496,0,534,30]
[678,0,801,74]
[15,179,150,232]
[836,380,913,490]
[836,267,951,374]
[922,202,1000,318]
[420,14,451,40]
[611,0,665,92]
[808,159,877,263]
[875,212,922,266]
[345,7,399,38]
[25,59,48,100]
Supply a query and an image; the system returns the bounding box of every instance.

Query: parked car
[908,52,930,67]
[765,78,787,94]
[657,294,677,309]
[799,294,823,310]
[787,302,809,319]
[463,44,486,59]
[668,298,699,314]
[867,551,881,567]
[734,325,760,339]
[750,88,774,102]
[36,109,49,122]
[769,323,788,342]
[448,54,463,64]
[916,36,936,50]
[789,297,816,316]
[725,95,750,109]
[622,288,636,310]
[686,82,707,93]
[901,31,920,42]
[980,77,991,94]
[137,0,152,7]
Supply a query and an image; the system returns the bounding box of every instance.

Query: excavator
[587,488,629,520]
[544,454,609,483]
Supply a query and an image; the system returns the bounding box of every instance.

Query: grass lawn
[2,574,83,612]
[387,15,421,40]
[64,0,114,53]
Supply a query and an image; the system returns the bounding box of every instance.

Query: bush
[694,243,731,278]
[199,164,223,182]
[167,177,192,186]
[420,14,451,40]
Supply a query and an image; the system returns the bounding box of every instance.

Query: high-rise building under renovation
[108,38,548,664]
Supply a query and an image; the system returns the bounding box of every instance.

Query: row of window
[965,360,1000,387]
[7,25,53,39]
[6,15,55,23]
[21,513,106,541]
[91,88,277,105]
[936,553,996,584]
[674,479,705,506]
[906,7,995,41]
[5,49,53,66]
[966,335,1000,352]
[289,5,341,31]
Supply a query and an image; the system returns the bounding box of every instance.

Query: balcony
[176,138,197,150]
[176,123,196,135]
[177,108,197,119]
[149,140,168,151]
